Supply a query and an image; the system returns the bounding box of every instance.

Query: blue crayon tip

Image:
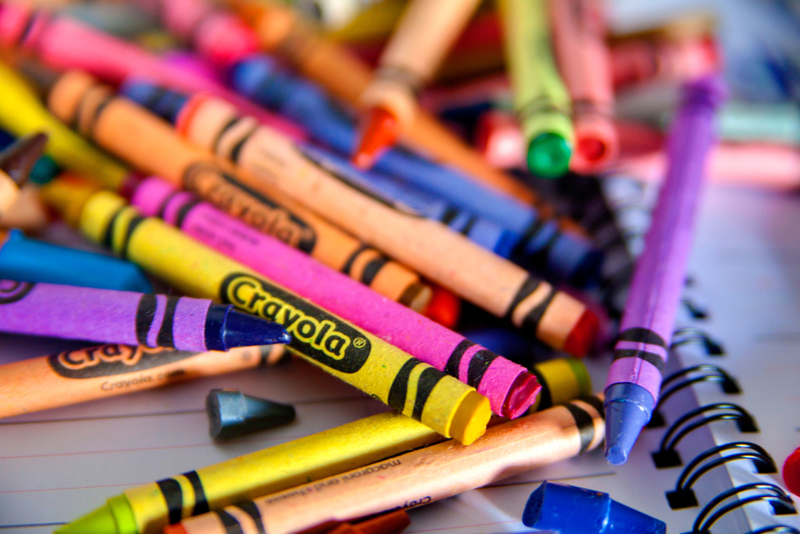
[523,481,666,534]
[206,389,296,440]
[603,383,655,465]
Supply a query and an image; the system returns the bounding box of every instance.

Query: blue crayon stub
[523,481,666,534]
[0,229,153,292]
[206,389,296,440]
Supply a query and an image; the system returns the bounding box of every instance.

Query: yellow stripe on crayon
[173,475,197,519]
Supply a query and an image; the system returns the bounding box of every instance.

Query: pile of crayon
[0,0,795,532]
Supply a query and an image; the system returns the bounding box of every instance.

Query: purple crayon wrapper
[0,279,212,351]
[606,76,727,403]
[132,176,540,418]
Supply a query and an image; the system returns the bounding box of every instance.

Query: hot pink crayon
[131,176,541,418]
[0,279,290,351]
[0,2,305,141]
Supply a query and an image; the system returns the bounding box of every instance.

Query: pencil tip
[353,107,399,169]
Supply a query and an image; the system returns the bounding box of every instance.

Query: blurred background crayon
[0,132,48,215]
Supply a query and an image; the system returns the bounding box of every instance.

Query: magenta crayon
[604,76,726,465]
[131,176,541,418]
[0,279,290,351]
[0,2,305,141]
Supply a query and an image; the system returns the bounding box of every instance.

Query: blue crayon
[0,229,154,293]
[523,481,666,534]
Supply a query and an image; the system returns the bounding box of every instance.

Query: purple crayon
[603,75,726,465]
[0,280,290,351]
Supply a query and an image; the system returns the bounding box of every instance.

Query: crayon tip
[0,132,48,187]
[206,389,296,440]
[502,371,542,419]
[782,446,800,496]
[330,510,411,534]
[603,383,655,465]
[562,308,599,357]
[55,504,117,534]
[210,306,291,351]
[352,107,400,169]
[163,525,188,534]
[422,285,461,328]
[526,133,571,179]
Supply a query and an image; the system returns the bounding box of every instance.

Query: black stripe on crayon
[617,327,667,348]
[444,340,474,378]
[521,287,557,333]
[236,502,267,534]
[120,214,147,260]
[612,349,666,371]
[212,117,240,156]
[564,404,595,454]
[460,215,478,237]
[580,396,605,419]
[412,367,445,420]
[156,191,181,219]
[340,244,371,275]
[84,95,115,139]
[521,224,559,268]
[398,282,427,309]
[228,127,258,164]
[216,510,244,533]
[181,471,210,515]
[440,206,460,225]
[101,206,126,251]
[530,367,552,410]
[135,294,158,346]
[375,65,423,94]
[155,296,180,348]
[17,11,38,47]
[156,478,184,524]
[258,346,272,367]
[505,277,542,321]
[387,359,420,414]
[360,257,388,286]
[174,198,202,228]
[467,350,498,388]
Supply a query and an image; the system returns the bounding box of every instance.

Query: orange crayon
[551,0,618,173]
[41,68,431,311]
[353,0,483,167]
[0,344,284,419]
[228,0,539,206]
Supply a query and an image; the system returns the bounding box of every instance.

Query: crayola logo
[182,162,317,253]
[48,345,199,379]
[220,273,371,373]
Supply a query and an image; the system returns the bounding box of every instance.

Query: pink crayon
[551,0,619,173]
[0,2,305,141]
[610,37,719,90]
[131,176,541,418]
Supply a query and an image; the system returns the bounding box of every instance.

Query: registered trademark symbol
[353,338,366,348]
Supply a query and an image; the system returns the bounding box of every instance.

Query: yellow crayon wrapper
[0,62,130,190]
[71,188,491,446]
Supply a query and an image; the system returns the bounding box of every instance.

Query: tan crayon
[173,95,598,356]
[165,395,605,534]
[354,0,483,166]
[0,184,50,234]
[0,344,284,419]
[39,68,430,311]
[228,0,540,206]
[550,0,619,174]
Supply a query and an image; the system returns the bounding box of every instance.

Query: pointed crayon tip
[0,132,48,187]
[562,308,599,358]
[603,383,655,465]
[206,389,296,440]
[220,308,292,350]
[54,503,117,534]
[352,107,400,169]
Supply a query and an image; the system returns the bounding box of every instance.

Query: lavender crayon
[604,76,726,465]
[0,280,290,351]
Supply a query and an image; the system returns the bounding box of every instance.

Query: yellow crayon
[42,182,491,445]
[0,61,133,191]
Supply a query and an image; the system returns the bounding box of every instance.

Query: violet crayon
[131,176,541,418]
[603,75,726,465]
[0,280,290,351]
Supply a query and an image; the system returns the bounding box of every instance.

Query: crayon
[0,184,50,234]
[717,101,800,146]
[0,61,136,193]
[154,91,599,355]
[610,36,719,90]
[0,126,61,184]
[292,0,386,30]
[0,3,305,141]
[784,445,800,496]
[528,357,592,413]
[163,396,606,534]
[324,510,410,534]
[131,176,540,417]
[421,285,461,329]
[206,389,296,439]
[0,344,284,419]
[45,184,493,444]
[42,69,431,311]
[475,109,527,170]
[352,0,483,167]
[0,280,291,350]
[60,1,159,38]
[227,0,540,205]
[498,0,573,179]
[604,76,725,465]
[0,228,153,292]
[0,132,48,214]
[57,412,446,534]
[551,0,619,174]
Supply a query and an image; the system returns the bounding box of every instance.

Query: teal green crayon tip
[527,133,571,179]
[56,495,138,534]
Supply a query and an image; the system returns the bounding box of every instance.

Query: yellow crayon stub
[73,189,491,445]
[529,357,592,412]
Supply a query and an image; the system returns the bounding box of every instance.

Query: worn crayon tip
[422,285,461,328]
[502,371,541,419]
[0,132,48,187]
[562,308,599,357]
[527,133,571,179]
[163,525,189,534]
[603,383,655,465]
[206,389,296,440]
[353,106,399,169]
